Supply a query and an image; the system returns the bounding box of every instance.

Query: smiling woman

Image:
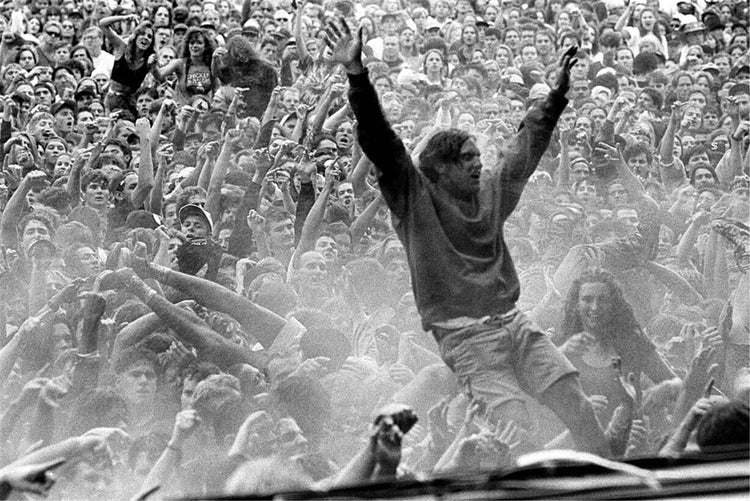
[558,269,677,421]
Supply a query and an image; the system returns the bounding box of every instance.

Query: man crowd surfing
[0,0,747,497]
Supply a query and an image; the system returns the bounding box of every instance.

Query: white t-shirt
[91,50,115,78]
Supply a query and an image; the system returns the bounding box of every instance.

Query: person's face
[181,214,209,240]
[154,6,170,25]
[615,49,633,69]
[692,166,714,188]
[280,89,299,112]
[457,112,475,131]
[189,34,206,57]
[640,10,655,29]
[83,30,102,52]
[571,162,589,183]
[535,33,552,54]
[135,29,154,51]
[617,208,640,232]
[695,189,717,212]
[45,140,67,165]
[577,281,613,333]
[75,246,101,276]
[576,180,597,202]
[571,80,589,100]
[441,139,482,197]
[180,375,199,410]
[54,108,75,133]
[608,183,628,207]
[268,218,294,249]
[154,27,170,47]
[462,26,477,45]
[521,45,537,62]
[688,92,706,109]
[18,50,36,70]
[136,93,154,117]
[90,70,108,89]
[400,28,414,47]
[299,251,327,286]
[116,360,157,408]
[505,30,519,48]
[335,122,353,150]
[22,220,51,253]
[51,150,72,176]
[520,29,534,46]
[425,52,443,73]
[714,56,730,75]
[314,236,339,262]
[84,179,108,208]
[627,153,649,177]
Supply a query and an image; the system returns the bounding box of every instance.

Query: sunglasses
[46,31,61,37]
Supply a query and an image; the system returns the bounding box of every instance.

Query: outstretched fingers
[339,16,351,36]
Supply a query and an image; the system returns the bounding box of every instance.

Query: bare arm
[98,15,133,54]
[205,130,241,224]
[350,193,385,246]
[131,118,154,209]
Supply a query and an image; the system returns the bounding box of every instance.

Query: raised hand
[323,17,364,74]
[554,45,578,95]
[0,459,64,497]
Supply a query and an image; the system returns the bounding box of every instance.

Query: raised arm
[205,129,241,225]
[494,46,576,219]
[327,19,414,218]
[131,118,154,209]
[98,15,135,54]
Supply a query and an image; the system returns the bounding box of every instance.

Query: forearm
[131,135,153,209]
[146,265,286,348]
[350,195,382,246]
[0,180,29,247]
[705,232,729,300]
[295,184,331,259]
[614,160,645,195]
[197,158,213,191]
[675,221,702,267]
[322,103,349,133]
[349,155,372,197]
[228,182,262,257]
[148,158,166,214]
[308,92,335,140]
[643,261,702,305]
[293,181,315,246]
[205,147,232,223]
[328,447,376,487]
[557,140,570,188]
[112,312,164,356]
[659,121,675,161]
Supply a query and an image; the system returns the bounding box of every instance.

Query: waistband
[430,307,520,341]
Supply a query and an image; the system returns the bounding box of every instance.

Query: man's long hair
[418,128,472,183]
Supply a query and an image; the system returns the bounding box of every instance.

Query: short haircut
[695,400,750,452]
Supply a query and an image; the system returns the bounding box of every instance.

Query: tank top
[110,53,150,91]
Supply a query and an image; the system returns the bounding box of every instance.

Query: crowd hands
[0,0,747,498]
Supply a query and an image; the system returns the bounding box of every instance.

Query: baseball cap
[178,204,213,234]
[50,99,77,115]
[424,18,441,31]
[173,23,188,33]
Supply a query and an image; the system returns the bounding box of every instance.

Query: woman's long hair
[126,21,156,64]
[180,27,215,67]
[560,269,654,364]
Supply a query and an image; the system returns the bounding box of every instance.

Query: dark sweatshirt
[347,71,567,330]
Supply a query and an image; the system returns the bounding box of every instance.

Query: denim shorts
[431,311,577,413]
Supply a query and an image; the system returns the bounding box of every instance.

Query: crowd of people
[0,0,748,498]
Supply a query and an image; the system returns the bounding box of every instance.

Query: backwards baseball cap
[178,204,213,234]
[50,99,77,116]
